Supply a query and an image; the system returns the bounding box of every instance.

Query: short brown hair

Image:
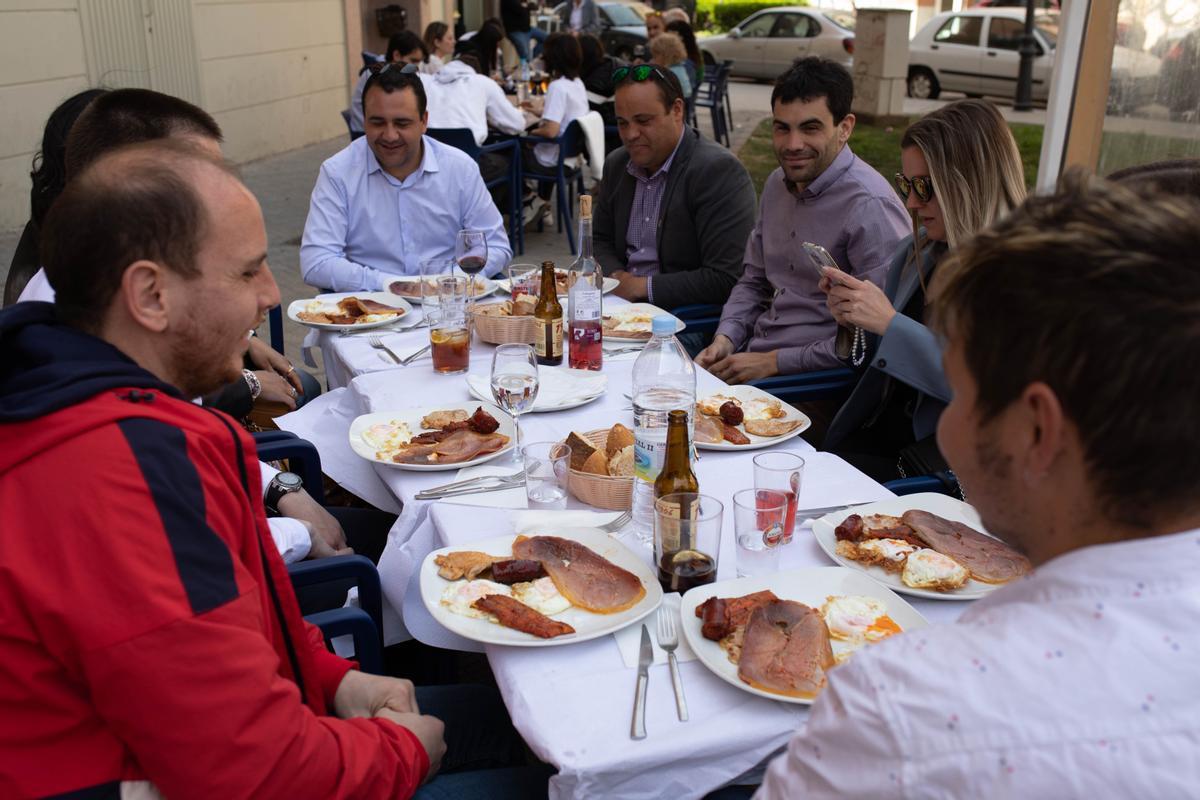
[42,140,231,332]
[932,171,1200,523]
[543,32,582,80]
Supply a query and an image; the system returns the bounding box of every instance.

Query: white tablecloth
[278,303,971,798]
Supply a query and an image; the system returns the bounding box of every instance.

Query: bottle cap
[652,315,676,335]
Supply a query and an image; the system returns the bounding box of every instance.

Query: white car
[907,9,1056,101]
[702,6,856,79]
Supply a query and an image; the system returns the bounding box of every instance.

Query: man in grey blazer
[560,0,602,34]
[592,64,757,310]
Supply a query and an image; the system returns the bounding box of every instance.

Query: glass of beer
[654,493,723,594]
[430,276,470,374]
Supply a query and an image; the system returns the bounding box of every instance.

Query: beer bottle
[654,409,706,594]
[533,260,563,366]
[655,409,699,499]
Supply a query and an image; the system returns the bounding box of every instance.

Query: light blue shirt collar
[364,134,441,187]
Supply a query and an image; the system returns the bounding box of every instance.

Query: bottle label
[634,434,664,483]
[572,290,601,322]
[535,317,563,359]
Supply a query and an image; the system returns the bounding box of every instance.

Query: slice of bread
[581,450,609,475]
[565,432,597,471]
[607,444,635,477]
[606,423,634,456]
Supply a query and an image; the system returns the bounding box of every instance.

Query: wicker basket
[471,307,537,345]
[564,429,634,511]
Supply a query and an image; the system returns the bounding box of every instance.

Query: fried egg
[902,549,970,591]
[440,579,512,620]
[743,397,785,421]
[858,537,919,565]
[511,576,571,616]
[361,421,413,456]
[821,595,903,644]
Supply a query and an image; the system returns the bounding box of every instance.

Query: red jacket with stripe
[0,303,427,798]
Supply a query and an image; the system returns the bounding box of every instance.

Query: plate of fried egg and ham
[679,567,928,705]
[420,529,663,646]
[287,291,413,331]
[694,386,812,451]
[811,493,1033,601]
[601,303,686,342]
[349,403,514,471]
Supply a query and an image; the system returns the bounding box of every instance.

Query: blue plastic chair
[523,120,588,254]
[748,368,858,405]
[693,61,734,147]
[883,475,959,499]
[340,109,363,142]
[426,127,524,255]
[673,303,723,339]
[305,606,384,675]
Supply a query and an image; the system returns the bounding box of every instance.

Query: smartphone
[802,242,843,282]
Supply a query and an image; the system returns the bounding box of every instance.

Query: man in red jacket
[0,140,541,798]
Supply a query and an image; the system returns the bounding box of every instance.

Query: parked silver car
[701,7,856,79]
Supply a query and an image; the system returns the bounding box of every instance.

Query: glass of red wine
[455,228,489,309]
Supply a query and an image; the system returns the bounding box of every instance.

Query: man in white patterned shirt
[753,173,1200,798]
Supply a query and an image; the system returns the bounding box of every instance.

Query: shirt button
[790,231,796,238]
[876,359,887,368]
[644,217,650,222]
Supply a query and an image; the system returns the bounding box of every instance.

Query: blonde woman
[819,98,1026,481]
[421,21,455,73]
[649,32,691,97]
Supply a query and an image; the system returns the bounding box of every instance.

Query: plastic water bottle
[518,58,530,104]
[630,315,696,544]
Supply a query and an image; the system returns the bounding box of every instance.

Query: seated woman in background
[422,21,455,73]
[665,19,702,86]
[459,18,507,76]
[650,32,691,98]
[820,99,1027,483]
[521,32,589,211]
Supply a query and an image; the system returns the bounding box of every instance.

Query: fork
[368,334,403,364]
[597,510,632,534]
[658,606,688,721]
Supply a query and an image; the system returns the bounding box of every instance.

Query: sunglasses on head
[895,173,934,203]
[612,64,672,85]
[366,61,420,76]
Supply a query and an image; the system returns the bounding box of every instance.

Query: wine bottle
[533,260,563,366]
[567,195,603,371]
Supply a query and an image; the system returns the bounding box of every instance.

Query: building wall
[0,0,353,230]
[0,1,90,229]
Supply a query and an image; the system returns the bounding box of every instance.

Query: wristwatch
[264,471,304,515]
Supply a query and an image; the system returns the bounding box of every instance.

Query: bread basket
[565,429,634,511]
[471,305,536,345]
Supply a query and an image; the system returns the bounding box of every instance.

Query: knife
[631,624,652,740]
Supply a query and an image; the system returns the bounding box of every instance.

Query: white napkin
[425,463,528,509]
[466,367,607,412]
[511,509,629,534]
[614,593,697,668]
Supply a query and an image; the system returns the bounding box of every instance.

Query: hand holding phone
[802,242,845,287]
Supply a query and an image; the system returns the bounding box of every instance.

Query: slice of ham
[722,423,750,445]
[512,535,646,614]
[391,430,509,464]
[695,590,780,640]
[472,594,575,639]
[901,510,1031,584]
[695,415,724,445]
[737,600,835,699]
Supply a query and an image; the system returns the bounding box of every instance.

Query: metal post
[1013,0,1038,111]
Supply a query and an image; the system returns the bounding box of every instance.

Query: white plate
[386,276,499,304]
[465,368,607,413]
[603,303,687,343]
[496,275,620,296]
[287,291,413,332]
[348,402,515,471]
[811,493,1006,601]
[419,528,663,646]
[696,384,812,451]
[680,567,928,705]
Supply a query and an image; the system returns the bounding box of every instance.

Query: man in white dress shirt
[301,64,512,290]
[753,174,1200,798]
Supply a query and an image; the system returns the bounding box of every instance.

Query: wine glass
[455,229,489,309]
[490,344,539,465]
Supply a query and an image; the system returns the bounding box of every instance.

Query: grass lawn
[738,117,1045,196]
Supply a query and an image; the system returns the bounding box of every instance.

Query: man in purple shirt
[697,58,910,383]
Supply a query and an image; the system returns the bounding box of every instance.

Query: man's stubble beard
[168,303,246,399]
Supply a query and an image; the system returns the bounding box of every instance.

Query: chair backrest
[362,50,384,68]
[560,119,587,161]
[426,127,481,158]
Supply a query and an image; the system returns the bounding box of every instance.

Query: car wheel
[907,67,940,100]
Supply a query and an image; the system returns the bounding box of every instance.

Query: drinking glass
[490,344,540,464]
[455,229,489,308]
[505,262,540,302]
[522,441,569,509]
[430,276,470,374]
[654,493,723,594]
[752,452,805,545]
[732,488,787,577]
[420,258,455,322]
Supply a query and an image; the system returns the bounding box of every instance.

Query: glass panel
[741,13,777,38]
[934,16,983,46]
[1095,0,1200,175]
[602,3,642,26]
[988,18,1025,51]
[771,13,811,38]
[823,11,856,32]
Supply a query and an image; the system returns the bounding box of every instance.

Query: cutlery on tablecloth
[399,344,432,365]
[794,501,876,525]
[368,334,402,364]
[415,471,526,500]
[631,624,652,740]
[657,607,688,722]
